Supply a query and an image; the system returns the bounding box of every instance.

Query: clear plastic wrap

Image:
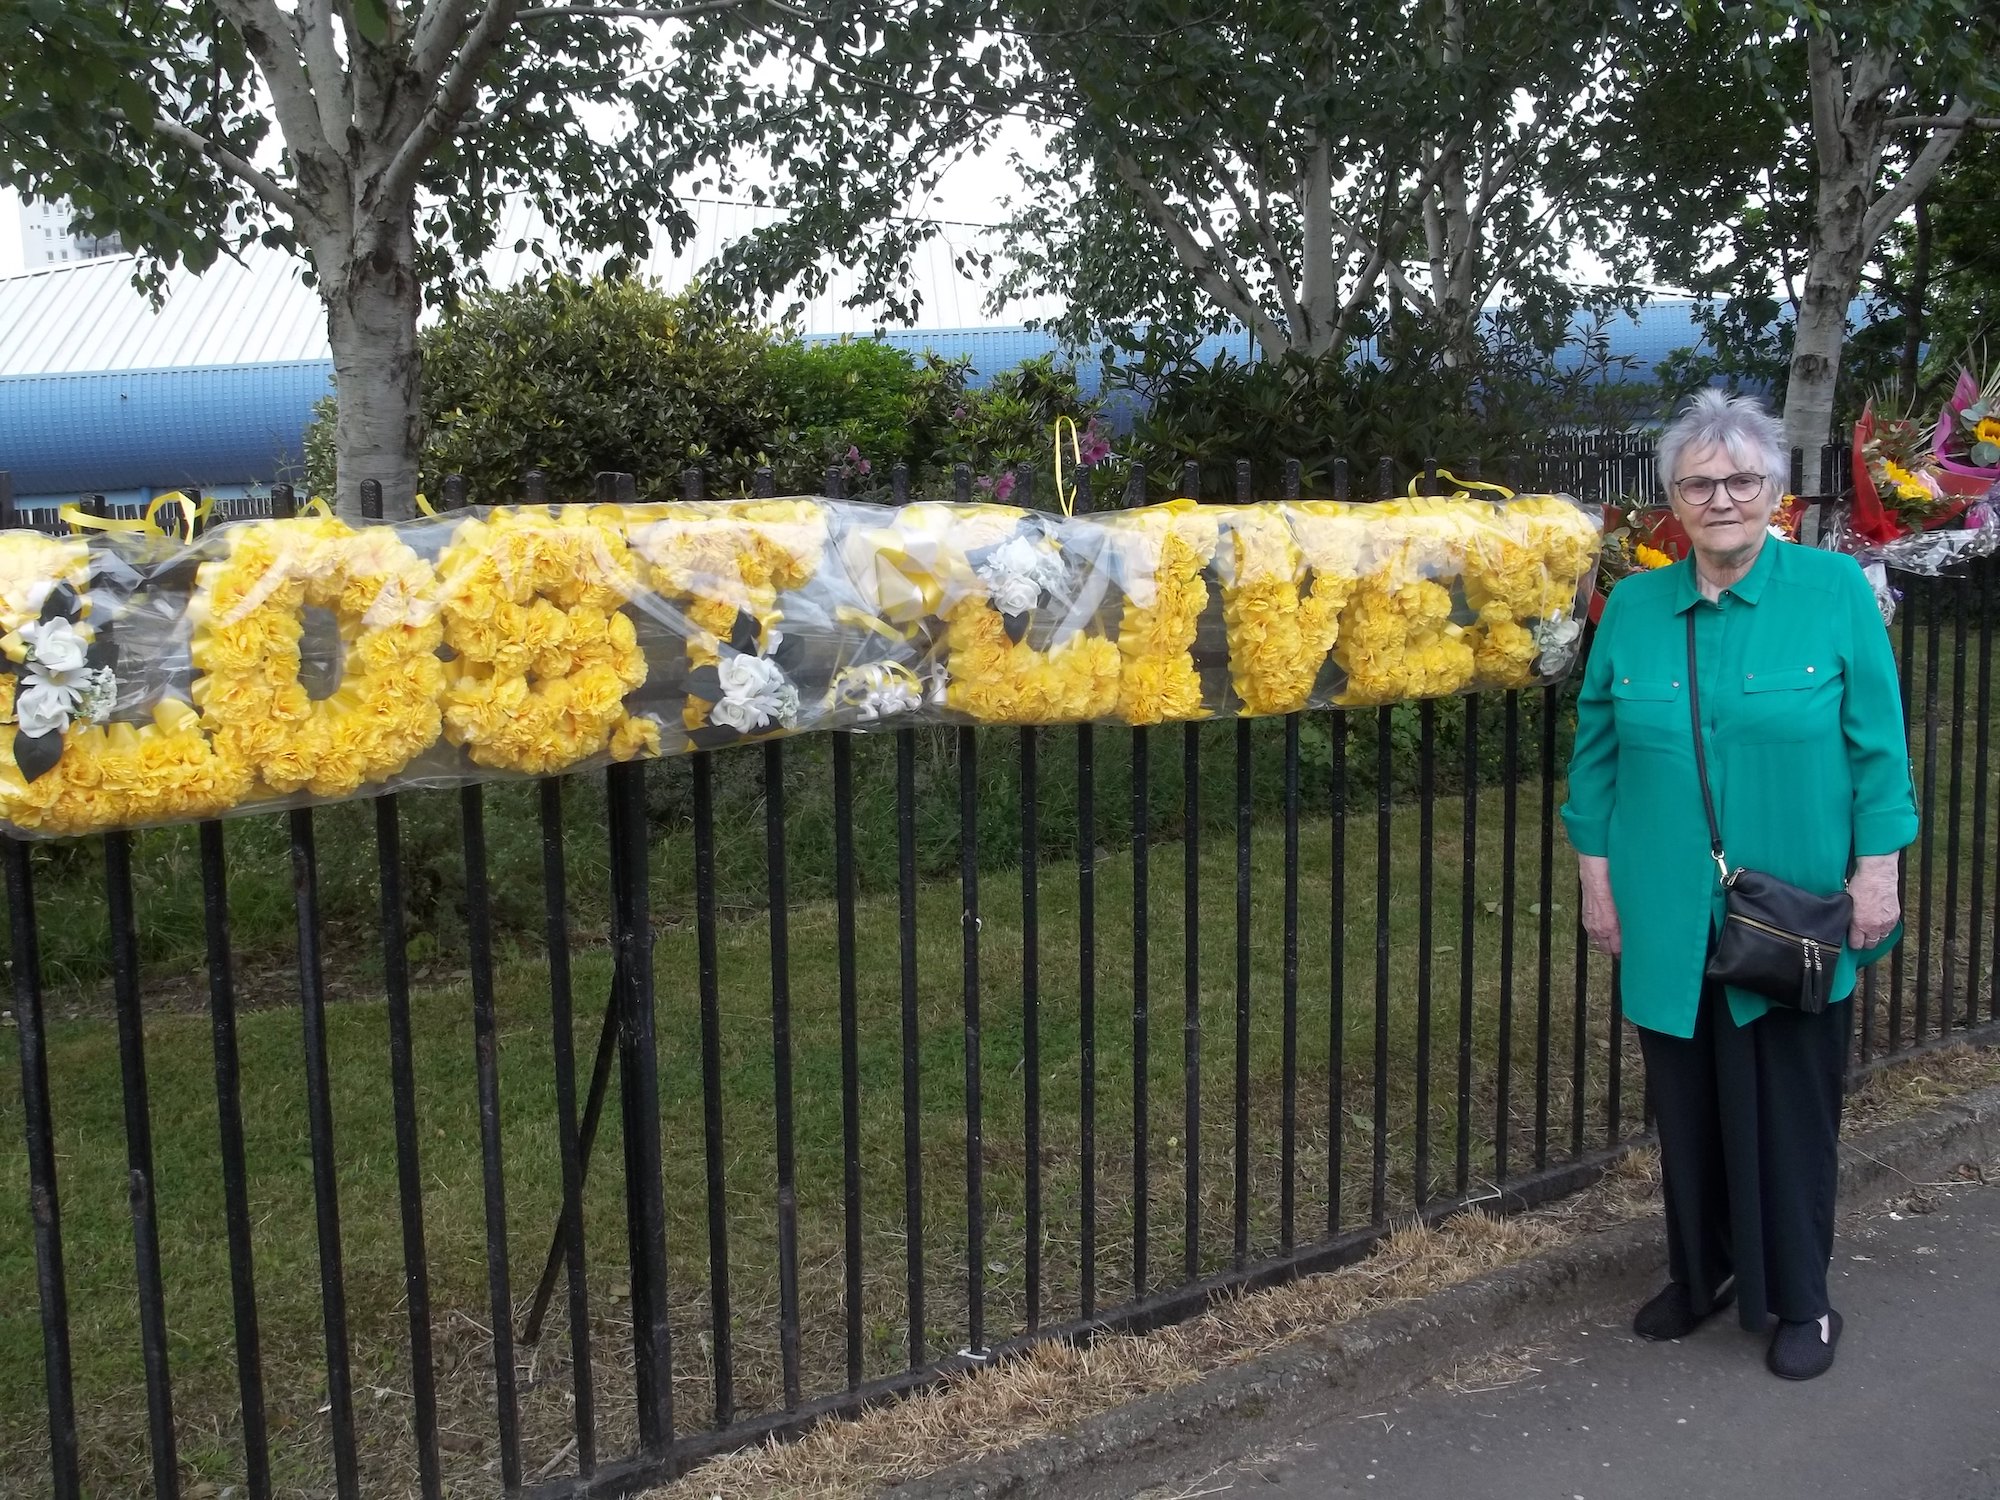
[0,491,1600,838]
[1817,498,2000,624]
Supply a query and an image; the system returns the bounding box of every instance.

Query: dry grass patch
[640,1155,1666,1500]
[641,1046,2000,1499]
[1846,1043,2000,1134]
[1440,1342,1553,1395]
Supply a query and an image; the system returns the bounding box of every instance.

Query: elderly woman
[1562,390,1916,1381]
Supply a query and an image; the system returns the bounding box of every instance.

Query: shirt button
[1621,676,1630,684]
[1806,665,1815,673]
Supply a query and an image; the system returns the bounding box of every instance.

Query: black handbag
[1686,612,1851,1014]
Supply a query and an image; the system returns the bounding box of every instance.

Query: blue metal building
[0,244,1750,509]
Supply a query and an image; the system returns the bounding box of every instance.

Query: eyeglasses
[1673,471,1767,506]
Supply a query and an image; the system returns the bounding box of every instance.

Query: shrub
[420,277,788,500]
[1112,313,1658,501]
[304,277,1104,501]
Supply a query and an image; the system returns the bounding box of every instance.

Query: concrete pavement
[1140,1165,2000,1500]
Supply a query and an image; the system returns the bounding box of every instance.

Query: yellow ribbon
[414,493,439,517]
[1405,469,1517,501]
[835,603,919,644]
[1052,415,1082,517]
[297,496,335,518]
[58,490,212,542]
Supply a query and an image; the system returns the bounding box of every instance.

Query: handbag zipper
[1726,910,1814,947]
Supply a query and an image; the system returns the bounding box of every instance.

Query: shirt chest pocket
[1611,676,1687,744]
[1737,662,1844,743]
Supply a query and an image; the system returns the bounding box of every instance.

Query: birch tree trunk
[1297,134,1338,356]
[319,224,425,517]
[1782,32,1972,455]
[1432,0,1476,365]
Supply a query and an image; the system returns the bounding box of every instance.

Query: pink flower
[1077,417,1113,467]
[846,445,872,477]
[991,471,1017,504]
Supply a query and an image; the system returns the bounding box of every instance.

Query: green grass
[5,699,1581,999]
[0,747,1634,1497]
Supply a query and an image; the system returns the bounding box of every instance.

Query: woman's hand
[1847,853,1901,950]
[1578,854,1621,957]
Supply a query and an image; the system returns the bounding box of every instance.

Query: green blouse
[1560,538,1918,1037]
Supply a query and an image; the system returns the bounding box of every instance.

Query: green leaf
[352,0,389,46]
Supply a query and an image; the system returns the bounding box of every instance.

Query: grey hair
[1657,389,1788,499]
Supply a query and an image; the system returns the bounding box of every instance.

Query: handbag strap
[1685,610,1731,884]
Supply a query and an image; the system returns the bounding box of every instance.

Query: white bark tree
[2,0,995,516]
[992,0,1652,364]
[1782,27,1984,454]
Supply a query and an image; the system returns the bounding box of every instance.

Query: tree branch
[409,0,480,89]
[1322,142,1458,316]
[377,0,522,210]
[1864,98,1976,245]
[138,110,306,222]
[518,1,764,19]
[1213,147,1304,340]
[1453,100,1553,281]
[295,0,356,151]
[1156,155,1274,336]
[213,0,338,171]
[1805,29,1851,182]
[1108,149,1287,358]
[1885,114,2000,131]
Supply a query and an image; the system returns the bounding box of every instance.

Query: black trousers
[1637,983,1854,1330]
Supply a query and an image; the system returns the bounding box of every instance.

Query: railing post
[187,494,277,1500]
[600,468,674,1451]
[104,823,182,1498]
[7,830,80,1498]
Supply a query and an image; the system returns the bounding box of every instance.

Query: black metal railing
[1,447,1994,1500]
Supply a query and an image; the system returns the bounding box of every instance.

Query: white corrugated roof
[0,245,329,375]
[0,195,1052,379]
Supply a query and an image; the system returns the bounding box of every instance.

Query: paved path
[1142,1164,2000,1500]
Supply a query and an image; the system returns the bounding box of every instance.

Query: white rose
[21,618,89,674]
[987,574,1042,616]
[986,536,1042,578]
[717,651,785,700]
[977,536,1062,616]
[15,681,73,737]
[709,696,766,733]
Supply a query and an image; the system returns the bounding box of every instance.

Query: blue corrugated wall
[1,301,1759,503]
[0,361,332,499]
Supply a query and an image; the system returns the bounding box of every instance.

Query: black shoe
[1767,1309,1842,1380]
[1632,1277,1735,1341]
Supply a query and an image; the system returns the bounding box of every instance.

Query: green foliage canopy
[302,277,1099,501]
